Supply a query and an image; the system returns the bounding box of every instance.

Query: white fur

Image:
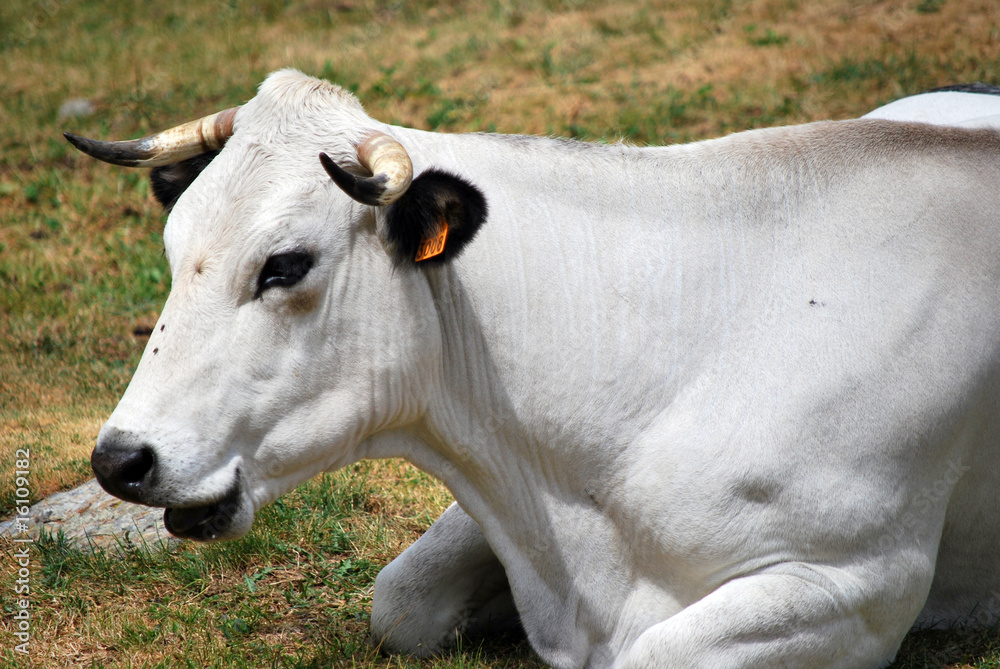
[864,89,1000,126]
[97,72,1000,668]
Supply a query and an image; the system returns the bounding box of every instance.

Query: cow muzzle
[92,426,254,541]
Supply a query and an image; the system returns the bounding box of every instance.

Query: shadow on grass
[890,627,1000,669]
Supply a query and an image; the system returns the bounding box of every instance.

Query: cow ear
[149,150,220,212]
[382,169,488,267]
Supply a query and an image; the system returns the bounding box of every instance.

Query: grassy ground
[2,0,1000,666]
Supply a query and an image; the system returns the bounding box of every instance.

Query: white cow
[68,71,1000,668]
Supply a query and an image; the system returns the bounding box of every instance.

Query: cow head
[68,70,486,540]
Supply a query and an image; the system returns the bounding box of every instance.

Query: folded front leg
[371,501,519,657]
[617,558,934,669]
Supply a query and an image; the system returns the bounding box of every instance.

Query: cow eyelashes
[256,251,315,297]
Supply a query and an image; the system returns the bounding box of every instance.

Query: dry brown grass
[261,0,1000,136]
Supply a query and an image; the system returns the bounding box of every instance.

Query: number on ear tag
[415,219,449,262]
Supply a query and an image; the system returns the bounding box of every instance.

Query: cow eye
[257,252,314,296]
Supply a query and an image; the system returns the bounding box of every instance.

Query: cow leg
[616,559,933,669]
[370,501,520,657]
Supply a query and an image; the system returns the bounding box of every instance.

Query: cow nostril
[92,444,156,501]
[119,447,155,486]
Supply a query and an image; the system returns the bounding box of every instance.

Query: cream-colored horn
[355,132,413,205]
[319,132,413,207]
[320,131,414,207]
[64,107,239,168]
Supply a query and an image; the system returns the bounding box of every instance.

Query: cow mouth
[163,475,243,541]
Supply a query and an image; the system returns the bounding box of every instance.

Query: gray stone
[57,98,95,121]
[0,479,181,553]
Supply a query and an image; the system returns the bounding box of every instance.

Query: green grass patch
[745,25,790,47]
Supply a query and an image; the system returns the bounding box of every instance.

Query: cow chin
[162,474,254,542]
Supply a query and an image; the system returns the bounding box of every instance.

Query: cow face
[83,71,486,540]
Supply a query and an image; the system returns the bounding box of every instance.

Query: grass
[1,0,1000,666]
[0,461,516,668]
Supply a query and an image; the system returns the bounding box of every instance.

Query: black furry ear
[149,151,220,211]
[383,169,488,267]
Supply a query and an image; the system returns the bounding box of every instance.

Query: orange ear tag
[415,219,449,262]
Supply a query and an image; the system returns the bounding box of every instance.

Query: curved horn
[319,131,413,206]
[64,107,239,168]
